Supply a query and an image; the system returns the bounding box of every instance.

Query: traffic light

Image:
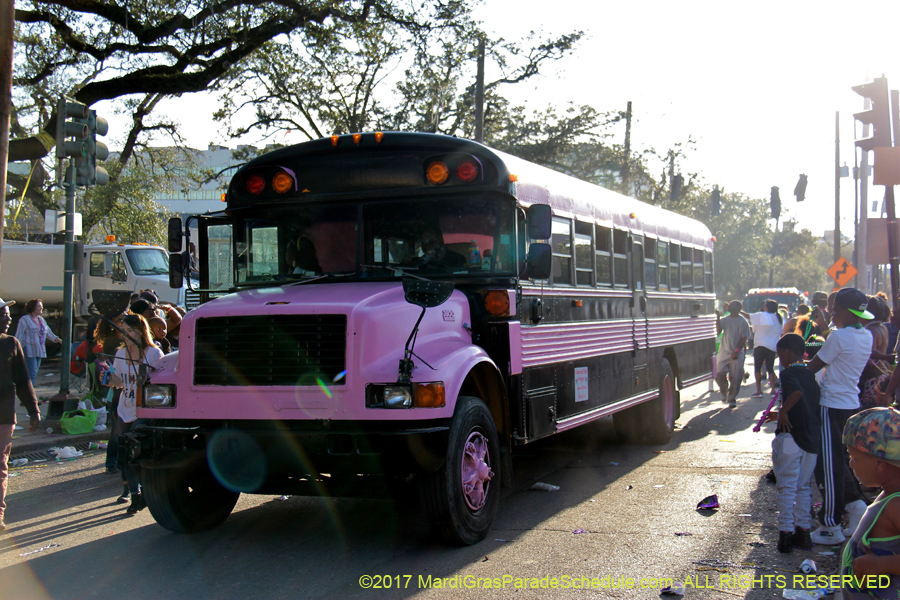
[770,186,781,220]
[710,186,721,216]
[74,109,109,186]
[852,76,892,151]
[55,97,87,164]
[794,174,808,202]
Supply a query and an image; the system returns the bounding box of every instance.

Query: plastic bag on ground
[50,446,83,459]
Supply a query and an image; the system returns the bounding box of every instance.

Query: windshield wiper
[360,264,430,281]
[286,272,356,286]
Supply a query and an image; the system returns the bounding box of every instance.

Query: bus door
[185,214,233,306]
[630,235,649,395]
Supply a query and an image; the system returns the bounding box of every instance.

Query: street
[0,373,841,600]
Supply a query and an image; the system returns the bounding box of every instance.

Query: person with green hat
[839,407,900,597]
[807,287,874,545]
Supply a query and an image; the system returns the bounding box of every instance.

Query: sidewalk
[11,357,110,457]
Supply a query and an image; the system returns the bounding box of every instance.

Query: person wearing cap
[839,407,900,597]
[0,298,40,532]
[138,290,158,305]
[807,287,874,545]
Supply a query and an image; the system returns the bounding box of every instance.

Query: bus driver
[410,226,467,272]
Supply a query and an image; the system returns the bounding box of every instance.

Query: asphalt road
[0,377,844,600]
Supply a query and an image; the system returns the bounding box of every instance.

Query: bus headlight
[383,386,413,408]
[144,384,176,408]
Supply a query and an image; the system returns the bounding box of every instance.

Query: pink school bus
[125,132,716,545]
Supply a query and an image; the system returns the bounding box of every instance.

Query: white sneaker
[843,500,867,537]
[810,525,846,545]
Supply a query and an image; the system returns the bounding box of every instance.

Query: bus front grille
[193,315,347,386]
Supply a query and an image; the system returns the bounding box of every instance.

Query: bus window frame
[550,216,574,286]
[574,220,593,287]
[657,240,669,291]
[612,228,629,289]
[644,237,657,290]
[595,224,612,287]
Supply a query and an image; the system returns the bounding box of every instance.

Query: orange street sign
[827,257,858,287]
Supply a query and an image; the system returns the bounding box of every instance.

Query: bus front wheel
[143,461,240,533]
[420,396,501,545]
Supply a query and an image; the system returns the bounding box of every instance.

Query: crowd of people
[719,286,900,595]
[0,290,180,529]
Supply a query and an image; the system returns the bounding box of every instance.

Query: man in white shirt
[807,287,873,545]
[749,299,783,397]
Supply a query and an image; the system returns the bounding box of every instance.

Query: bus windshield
[744,293,802,314]
[233,196,516,286]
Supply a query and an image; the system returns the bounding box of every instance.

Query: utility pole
[621,101,632,196]
[835,112,841,265]
[0,0,14,256]
[474,37,485,144]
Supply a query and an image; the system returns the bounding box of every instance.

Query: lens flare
[316,378,333,398]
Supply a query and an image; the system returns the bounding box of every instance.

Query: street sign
[827,257,858,287]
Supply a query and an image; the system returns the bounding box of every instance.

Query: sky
[134,0,900,239]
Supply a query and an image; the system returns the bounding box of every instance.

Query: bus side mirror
[522,243,551,280]
[527,204,551,239]
[169,253,184,288]
[168,218,183,253]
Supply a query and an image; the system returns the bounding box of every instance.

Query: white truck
[0,241,184,334]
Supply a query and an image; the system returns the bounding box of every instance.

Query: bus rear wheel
[143,461,240,533]
[641,358,677,445]
[420,396,501,545]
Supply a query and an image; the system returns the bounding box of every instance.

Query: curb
[10,429,110,459]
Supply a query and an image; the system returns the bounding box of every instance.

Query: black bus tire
[420,396,500,545]
[640,358,677,445]
[143,463,240,533]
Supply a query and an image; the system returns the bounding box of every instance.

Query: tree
[81,160,174,247]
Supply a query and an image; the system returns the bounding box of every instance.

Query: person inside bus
[409,226,467,272]
[284,236,321,277]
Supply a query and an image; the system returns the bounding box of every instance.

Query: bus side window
[631,236,644,291]
[574,220,593,286]
[704,251,713,293]
[551,217,573,285]
[680,246,692,291]
[644,237,657,289]
[693,248,704,292]
[595,225,612,286]
[669,244,680,291]
[613,229,628,288]
[657,241,669,291]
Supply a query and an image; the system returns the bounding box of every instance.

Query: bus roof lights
[425,161,450,185]
[331,135,339,146]
[352,133,362,145]
[509,174,518,182]
[374,132,384,143]
[246,174,266,195]
[630,212,636,218]
[272,171,293,194]
[221,193,227,202]
[456,160,479,182]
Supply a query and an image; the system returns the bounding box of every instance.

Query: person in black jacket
[766,333,821,553]
[0,298,40,532]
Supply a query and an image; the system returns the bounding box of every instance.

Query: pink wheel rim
[461,430,493,511]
